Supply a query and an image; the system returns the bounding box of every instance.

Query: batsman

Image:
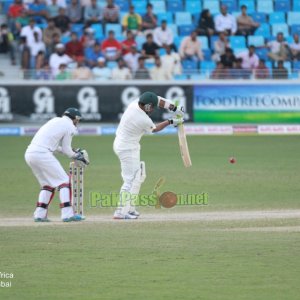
[25,108,89,222]
[113,91,184,219]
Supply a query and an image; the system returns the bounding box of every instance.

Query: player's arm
[152,118,183,133]
[157,96,184,117]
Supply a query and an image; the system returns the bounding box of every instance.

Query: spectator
[153,20,174,49]
[134,56,150,79]
[210,61,226,79]
[122,5,142,35]
[236,45,259,71]
[8,0,25,34]
[35,50,46,70]
[72,59,93,79]
[121,30,137,55]
[15,9,30,37]
[123,45,140,73]
[102,0,120,25]
[212,31,230,62]
[101,30,122,61]
[220,47,236,68]
[65,32,84,62]
[47,0,60,19]
[142,33,159,59]
[179,30,203,61]
[80,27,96,48]
[289,34,300,61]
[267,32,289,61]
[29,31,46,68]
[142,3,157,33]
[215,5,237,35]
[49,43,73,76]
[80,0,91,7]
[27,0,48,24]
[272,60,288,79]
[0,24,16,65]
[92,57,111,80]
[43,19,61,57]
[229,58,250,79]
[254,59,270,79]
[84,0,102,26]
[85,42,103,67]
[46,0,66,8]
[20,18,42,45]
[53,7,71,35]
[56,63,71,79]
[237,5,259,36]
[19,36,30,71]
[36,62,53,80]
[111,58,132,79]
[160,45,182,77]
[197,9,215,36]
[67,0,82,24]
[150,56,171,80]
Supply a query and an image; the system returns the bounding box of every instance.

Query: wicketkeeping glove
[168,117,184,127]
[73,149,90,167]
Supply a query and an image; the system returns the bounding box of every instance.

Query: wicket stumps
[69,162,84,216]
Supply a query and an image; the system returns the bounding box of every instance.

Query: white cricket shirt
[26,116,77,157]
[115,100,156,150]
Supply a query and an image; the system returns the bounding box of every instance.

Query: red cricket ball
[229,157,236,164]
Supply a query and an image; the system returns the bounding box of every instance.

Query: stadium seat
[233,48,248,55]
[198,36,209,49]
[203,0,220,15]
[131,0,147,15]
[291,25,300,35]
[175,12,192,26]
[178,25,194,36]
[145,61,155,69]
[157,12,173,24]
[255,48,269,60]
[272,24,289,37]
[185,0,202,14]
[107,61,118,69]
[105,24,122,36]
[269,12,286,25]
[168,24,178,36]
[149,0,166,14]
[167,0,183,12]
[203,49,212,60]
[221,0,237,13]
[209,35,219,50]
[192,13,200,27]
[174,36,184,49]
[61,36,71,44]
[135,35,146,50]
[248,35,265,47]
[2,0,13,14]
[287,12,300,25]
[200,61,216,77]
[251,12,267,23]
[182,60,199,73]
[255,23,271,38]
[115,0,129,12]
[275,0,291,12]
[239,0,255,13]
[91,24,103,39]
[71,23,84,34]
[229,36,246,49]
[293,0,300,12]
[158,48,166,56]
[257,0,274,14]
[174,74,188,80]
[293,61,300,71]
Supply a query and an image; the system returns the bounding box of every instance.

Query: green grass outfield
[0,136,300,300]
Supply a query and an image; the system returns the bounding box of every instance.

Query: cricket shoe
[113,211,138,220]
[34,217,50,222]
[63,214,85,222]
[128,210,140,217]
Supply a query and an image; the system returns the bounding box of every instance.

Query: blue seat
[105,24,122,36]
[185,0,202,14]
[71,23,84,34]
[182,60,198,73]
[149,0,166,13]
[287,12,300,25]
[251,12,267,23]
[233,48,248,55]
[203,49,212,61]
[175,12,192,25]
[167,0,183,12]
[272,24,289,37]
[192,13,200,27]
[178,25,194,36]
[131,0,147,15]
[255,48,269,60]
[229,36,246,49]
[210,35,219,50]
[198,36,209,49]
[168,24,178,36]
[2,1,13,14]
[269,12,286,24]
[221,0,237,13]
[293,61,300,71]
[239,0,255,13]
[107,61,118,69]
[158,48,166,56]
[200,61,216,77]
[115,0,129,12]
[275,0,291,12]
[174,74,188,80]
[157,12,173,24]
[248,35,265,47]
[174,36,184,49]
[61,35,71,44]
[91,24,103,39]
[255,23,271,38]
[293,0,300,12]
[257,0,273,14]
[203,0,220,14]
[291,25,300,35]
[135,35,146,50]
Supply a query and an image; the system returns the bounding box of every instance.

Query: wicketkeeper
[113,91,184,219]
[25,108,89,222]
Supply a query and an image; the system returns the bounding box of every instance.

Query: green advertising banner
[193,84,300,123]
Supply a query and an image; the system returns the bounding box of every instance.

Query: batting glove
[171,105,185,118]
[168,117,184,127]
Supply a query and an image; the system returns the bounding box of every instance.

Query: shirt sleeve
[144,117,156,134]
[61,129,75,158]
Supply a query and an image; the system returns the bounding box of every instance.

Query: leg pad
[60,202,71,208]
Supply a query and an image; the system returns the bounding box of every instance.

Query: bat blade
[178,123,192,168]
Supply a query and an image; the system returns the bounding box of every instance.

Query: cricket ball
[229,157,236,164]
[159,192,177,208]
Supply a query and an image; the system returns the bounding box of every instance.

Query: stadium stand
[0,0,300,80]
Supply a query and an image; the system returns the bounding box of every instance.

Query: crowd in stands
[0,0,299,80]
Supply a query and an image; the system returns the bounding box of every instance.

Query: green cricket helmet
[63,107,82,120]
[139,92,158,112]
